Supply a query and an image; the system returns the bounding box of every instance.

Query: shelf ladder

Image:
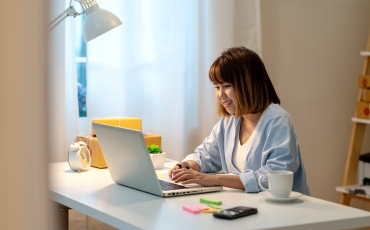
[340,34,370,205]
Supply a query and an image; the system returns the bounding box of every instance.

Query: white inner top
[234,131,256,172]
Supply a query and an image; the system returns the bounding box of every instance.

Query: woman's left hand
[171,168,219,187]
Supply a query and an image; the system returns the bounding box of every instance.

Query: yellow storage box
[76,133,162,169]
[76,135,107,168]
[89,137,107,168]
[358,75,370,88]
[362,88,370,102]
[144,133,162,148]
[92,117,142,136]
[356,101,370,119]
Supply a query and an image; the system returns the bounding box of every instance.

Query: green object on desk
[207,204,222,209]
[200,197,222,205]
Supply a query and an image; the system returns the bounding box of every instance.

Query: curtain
[48,0,80,162]
[65,6,80,149]
[86,0,261,161]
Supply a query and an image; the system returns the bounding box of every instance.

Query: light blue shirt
[183,104,311,195]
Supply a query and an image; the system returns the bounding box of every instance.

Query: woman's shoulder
[263,104,293,124]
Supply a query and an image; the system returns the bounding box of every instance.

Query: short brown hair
[209,47,280,117]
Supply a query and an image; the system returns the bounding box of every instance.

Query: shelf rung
[336,186,370,200]
[360,51,370,56]
[351,117,370,124]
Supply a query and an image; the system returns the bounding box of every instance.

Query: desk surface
[49,161,370,230]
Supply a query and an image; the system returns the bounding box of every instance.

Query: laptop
[92,122,223,197]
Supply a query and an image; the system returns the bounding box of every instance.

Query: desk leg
[51,201,70,230]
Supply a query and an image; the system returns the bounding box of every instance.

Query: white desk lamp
[48,0,122,42]
[48,0,121,171]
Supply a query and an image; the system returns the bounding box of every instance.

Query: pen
[176,164,190,169]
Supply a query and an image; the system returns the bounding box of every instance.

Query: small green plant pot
[149,152,166,170]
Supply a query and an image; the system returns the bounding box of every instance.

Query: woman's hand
[168,161,192,179]
[170,168,219,187]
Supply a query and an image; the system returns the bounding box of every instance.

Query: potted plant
[147,144,166,170]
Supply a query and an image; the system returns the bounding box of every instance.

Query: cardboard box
[144,133,162,148]
[75,135,94,160]
[75,135,94,146]
[356,101,370,119]
[358,75,370,88]
[76,135,107,168]
[90,137,107,168]
[76,133,162,169]
[362,88,370,102]
[92,117,142,136]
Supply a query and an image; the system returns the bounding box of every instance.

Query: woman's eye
[225,85,231,88]
[214,86,220,90]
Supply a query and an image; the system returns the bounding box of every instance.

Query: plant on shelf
[147,144,162,154]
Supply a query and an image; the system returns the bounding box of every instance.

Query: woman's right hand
[168,161,192,179]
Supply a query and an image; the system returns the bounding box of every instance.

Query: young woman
[169,47,310,195]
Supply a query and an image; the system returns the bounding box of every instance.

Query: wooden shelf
[360,51,370,56]
[352,117,370,125]
[336,185,370,202]
[337,35,370,206]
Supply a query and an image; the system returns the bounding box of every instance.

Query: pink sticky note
[193,205,208,211]
[183,205,201,214]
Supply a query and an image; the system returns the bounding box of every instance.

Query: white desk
[50,161,370,230]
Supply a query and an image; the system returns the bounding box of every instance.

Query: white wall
[0,0,49,228]
[261,0,370,209]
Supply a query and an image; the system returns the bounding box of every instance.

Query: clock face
[79,147,91,170]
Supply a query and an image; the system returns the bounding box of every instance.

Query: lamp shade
[83,8,122,42]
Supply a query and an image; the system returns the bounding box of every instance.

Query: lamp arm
[47,5,84,33]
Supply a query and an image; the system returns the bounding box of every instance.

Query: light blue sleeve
[182,121,224,173]
[239,115,300,193]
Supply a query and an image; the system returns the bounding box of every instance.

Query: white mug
[258,171,293,198]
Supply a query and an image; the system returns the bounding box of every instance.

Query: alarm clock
[68,141,91,171]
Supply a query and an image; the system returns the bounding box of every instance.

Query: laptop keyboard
[159,180,187,191]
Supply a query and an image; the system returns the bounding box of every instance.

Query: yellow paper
[201,208,218,213]
[156,173,165,178]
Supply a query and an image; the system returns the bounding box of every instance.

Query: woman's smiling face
[214,82,236,115]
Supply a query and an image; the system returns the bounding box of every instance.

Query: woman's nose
[218,88,225,98]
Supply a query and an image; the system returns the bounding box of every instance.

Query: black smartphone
[213,206,258,220]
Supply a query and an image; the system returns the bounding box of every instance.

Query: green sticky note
[207,204,222,209]
[200,197,222,205]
